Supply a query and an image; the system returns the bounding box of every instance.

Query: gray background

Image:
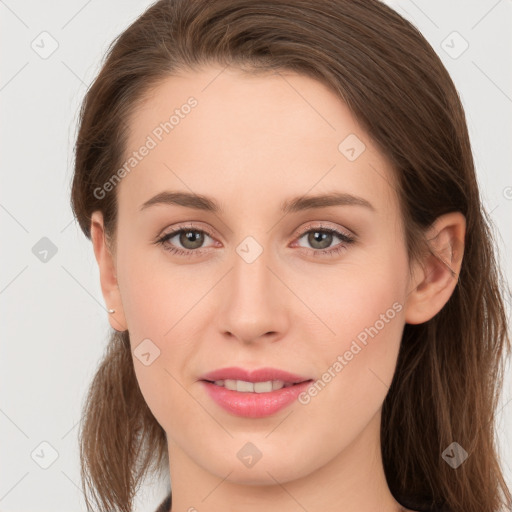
[1,0,511,510]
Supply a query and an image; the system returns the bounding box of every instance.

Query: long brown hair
[70,1,512,511]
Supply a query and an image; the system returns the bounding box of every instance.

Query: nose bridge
[232,237,275,313]
[217,235,287,342]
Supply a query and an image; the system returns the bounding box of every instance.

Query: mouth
[200,378,314,393]
[199,367,314,393]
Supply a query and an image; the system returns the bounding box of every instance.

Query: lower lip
[200,380,313,418]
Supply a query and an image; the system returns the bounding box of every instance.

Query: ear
[90,211,127,332]
[404,212,466,325]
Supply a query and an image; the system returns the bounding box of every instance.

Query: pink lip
[200,366,312,384]
[199,367,314,418]
[200,380,314,418]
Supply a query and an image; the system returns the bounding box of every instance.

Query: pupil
[181,230,203,249]
[309,231,331,249]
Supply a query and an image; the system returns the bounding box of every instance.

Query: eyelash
[154,223,356,258]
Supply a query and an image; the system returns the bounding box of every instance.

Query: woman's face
[102,65,416,488]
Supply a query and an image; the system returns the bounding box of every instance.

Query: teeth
[212,379,295,392]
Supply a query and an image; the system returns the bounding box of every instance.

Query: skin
[91,65,465,512]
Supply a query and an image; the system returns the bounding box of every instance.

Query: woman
[70,1,511,511]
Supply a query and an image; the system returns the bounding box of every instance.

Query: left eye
[155,225,355,257]
[295,227,354,251]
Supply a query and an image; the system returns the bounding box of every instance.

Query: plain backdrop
[1,0,511,511]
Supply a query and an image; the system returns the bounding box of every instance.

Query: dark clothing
[154,492,447,512]
[155,492,171,512]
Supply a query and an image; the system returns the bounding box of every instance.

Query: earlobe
[404,212,466,325]
[90,211,128,332]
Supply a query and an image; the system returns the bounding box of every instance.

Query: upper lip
[200,367,313,384]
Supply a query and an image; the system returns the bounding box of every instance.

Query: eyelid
[291,221,355,242]
[157,221,216,240]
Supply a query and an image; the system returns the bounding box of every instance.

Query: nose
[215,243,289,345]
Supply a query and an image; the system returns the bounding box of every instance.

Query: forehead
[117,65,399,220]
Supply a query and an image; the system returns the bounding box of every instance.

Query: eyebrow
[139,191,375,214]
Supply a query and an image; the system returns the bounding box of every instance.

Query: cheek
[116,242,188,336]
[289,284,404,454]
[303,252,408,417]
[115,248,212,420]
